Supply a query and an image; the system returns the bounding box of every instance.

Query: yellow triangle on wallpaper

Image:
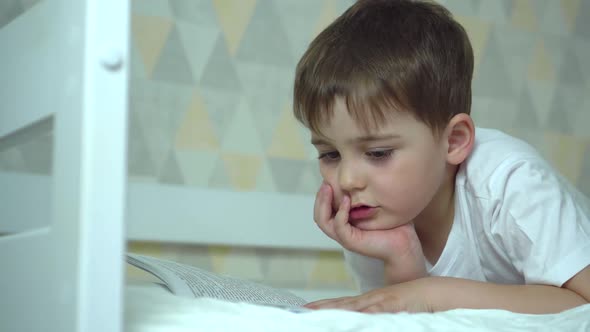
[528,39,556,81]
[175,90,220,150]
[511,0,538,32]
[222,153,263,190]
[213,0,258,55]
[132,16,173,77]
[560,0,582,32]
[267,105,308,160]
[454,15,491,74]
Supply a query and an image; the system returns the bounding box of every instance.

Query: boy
[292,0,590,313]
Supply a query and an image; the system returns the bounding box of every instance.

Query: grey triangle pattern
[129,40,147,80]
[530,0,549,21]
[176,20,220,83]
[559,47,586,86]
[295,161,322,194]
[500,0,512,18]
[273,0,323,62]
[131,79,193,172]
[539,0,567,35]
[235,63,292,149]
[336,0,356,13]
[474,97,517,132]
[561,86,589,138]
[0,0,23,29]
[132,0,173,17]
[152,25,195,84]
[268,158,308,193]
[546,88,573,134]
[128,110,157,177]
[526,80,556,128]
[159,150,185,185]
[514,88,539,129]
[200,36,242,91]
[168,0,218,26]
[477,1,509,24]
[493,25,535,94]
[505,128,546,154]
[539,34,564,71]
[235,0,293,67]
[472,32,513,99]
[574,0,590,39]
[574,42,590,87]
[443,0,478,16]
[470,0,482,12]
[201,87,241,140]
[578,144,590,197]
[207,156,232,189]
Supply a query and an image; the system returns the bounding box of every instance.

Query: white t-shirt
[344,128,590,293]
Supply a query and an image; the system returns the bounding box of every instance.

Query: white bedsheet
[125,284,590,332]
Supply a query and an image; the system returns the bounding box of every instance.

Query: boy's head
[293,0,474,137]
[294,0,476,231]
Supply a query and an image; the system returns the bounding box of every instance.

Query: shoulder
[459,127,555,199]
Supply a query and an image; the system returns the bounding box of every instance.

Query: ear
[444,114,475,165]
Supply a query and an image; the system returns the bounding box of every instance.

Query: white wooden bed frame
[0,1,129,331]
[0,2,334,332]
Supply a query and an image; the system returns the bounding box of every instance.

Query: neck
[414,165,457,265]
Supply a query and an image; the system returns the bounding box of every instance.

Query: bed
[124,283,590,332]
[2,1,589,331]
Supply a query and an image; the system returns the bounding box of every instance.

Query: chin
[350,219,408,231]
[349,219,386,230]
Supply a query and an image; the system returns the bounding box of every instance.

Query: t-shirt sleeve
[490,158,590,286]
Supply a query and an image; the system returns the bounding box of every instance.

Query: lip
[348,205,377,222]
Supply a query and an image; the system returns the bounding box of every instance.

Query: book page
[126,253,308,309]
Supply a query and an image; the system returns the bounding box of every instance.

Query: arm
[306,265,590,314]
[430,266,589,314]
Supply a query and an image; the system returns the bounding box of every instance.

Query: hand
[314,183,426,282]
[305,277,435,313]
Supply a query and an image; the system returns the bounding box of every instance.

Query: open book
[126,253,310,312]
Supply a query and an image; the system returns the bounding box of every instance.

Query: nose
[338,159,365,193]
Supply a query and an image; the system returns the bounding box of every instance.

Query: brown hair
[293,0,473,136]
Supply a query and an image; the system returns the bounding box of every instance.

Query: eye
[318,151,340,161]
[366,149,393,160]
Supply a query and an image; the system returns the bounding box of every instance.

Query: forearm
[428,277,588,314]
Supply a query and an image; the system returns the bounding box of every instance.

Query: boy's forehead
[316,106,407,133]
[310,117,399,144]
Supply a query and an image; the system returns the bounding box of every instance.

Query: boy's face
[311,97,449,230]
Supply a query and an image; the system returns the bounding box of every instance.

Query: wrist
[384,258,427,284]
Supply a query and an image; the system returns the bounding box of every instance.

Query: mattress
[125,284,590,331]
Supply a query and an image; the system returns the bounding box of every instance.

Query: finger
[333,195,350,227]
[304,296,353,309]
[306,294,374,312]
[332,196,359,248]
[313,184,337,240]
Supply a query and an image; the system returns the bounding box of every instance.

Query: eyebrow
[311,134,401,146]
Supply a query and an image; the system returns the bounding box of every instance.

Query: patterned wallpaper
[2,0,589,291]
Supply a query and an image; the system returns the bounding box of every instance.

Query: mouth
[348,204,377,222]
